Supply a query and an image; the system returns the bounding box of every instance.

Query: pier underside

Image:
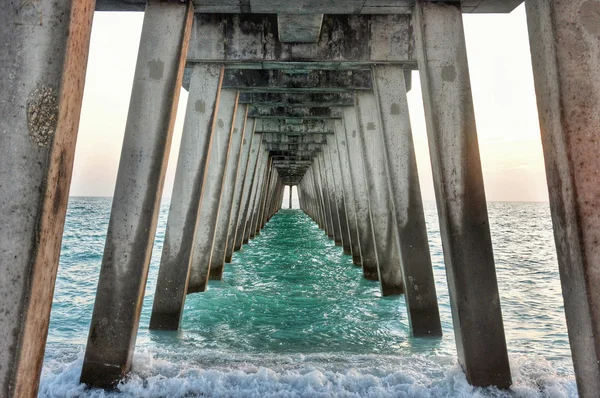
[2,0,600,397]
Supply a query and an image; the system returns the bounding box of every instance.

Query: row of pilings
[1,1,600,397]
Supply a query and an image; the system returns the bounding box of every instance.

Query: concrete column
[234,133,263,250]
[244,151,268,242]
[327,138,352,255]
[289,185,293,208]
[81,1,194,388]
[334,117,362,266]
[233,132,261,250]
[414,1,510,388]
[0,2,94,396]
[526,1,600,395]
[308,171,321,226]
[150,64,223,330]
[372,65,442,335]
[256,159,274,233]
[187,90,239,293]
[313,169,325,229]
[355,91,404,296]
[225,119,256,262]
[342,106,379,280]
[321,150,343,245]
[209,105,248,280]
[249,156,268,238]
[316,155,335,239]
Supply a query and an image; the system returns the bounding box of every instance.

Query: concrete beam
[223,69,372,92]
[0,1,94,396]
[249,107,342,119]
[526,1,600,395]
[414,0,511,388]
[277,14,324,43]
[187,90,239,293]
[269,150,320,157]
[81,1,194,388]
[255,119,335,134]
[97,0,523,14]
[188,14,413,65]
[239,92,354,107]
[150,64,223,331]
[261,132,328,143]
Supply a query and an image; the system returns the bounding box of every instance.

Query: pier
[1,0,599,396]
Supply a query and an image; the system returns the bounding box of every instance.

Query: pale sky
[70,4,548,202]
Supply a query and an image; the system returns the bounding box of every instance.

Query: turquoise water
[40,198,577,397]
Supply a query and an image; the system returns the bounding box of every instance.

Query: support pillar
[316,155,335,239]
[244,151,267,242]
[0,1,94,396]
[209,105,248,280]
[149,63,223,331]
[234,136,262,250]
[225,119,256,262]
[414,0,511,388]
[372,65,442,336]
[327,138,352,255]
[342,106,379,281]
[289,185,293,208]
[334,116,363,266]
[187,90,239,293]
[526,1,600,395]
[81,0,194,387]
[322,151,343,245]
[355,91,404,296]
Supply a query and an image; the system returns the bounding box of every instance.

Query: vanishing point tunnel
[1,0,600,396]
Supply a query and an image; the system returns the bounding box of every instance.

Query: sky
[70,4,548,202]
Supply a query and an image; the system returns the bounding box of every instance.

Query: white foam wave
[39,351,577,398]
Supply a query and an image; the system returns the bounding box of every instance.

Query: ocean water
[40,198,577,397]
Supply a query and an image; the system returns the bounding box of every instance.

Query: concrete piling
[526,0,600,395]
[322,151,343,246]
[150,63,223,331]
[414,0,511,388]
[0,1,94,396]
[225,119,256,262]
[342,106,380,281]
[187,90,239,293]
[209,105,249,280]
[355,91,404,296]
[327,140,352,254]
[333,117,363,266]
[289,186,293,208]
[372,65,442,336]
[234,136,262,251]
[81,0,194,388]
